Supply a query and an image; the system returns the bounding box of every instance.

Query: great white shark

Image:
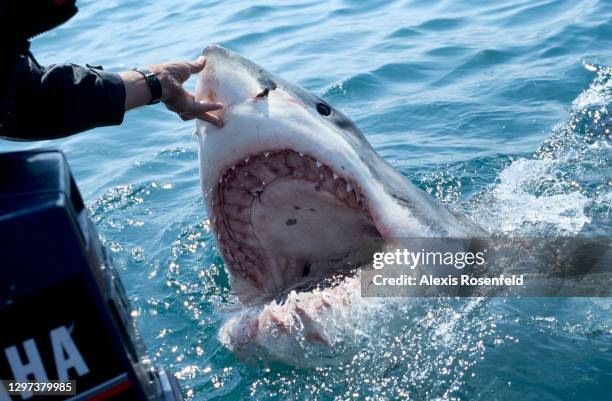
[194,45,487,365]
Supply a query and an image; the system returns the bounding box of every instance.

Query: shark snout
[197,45,269,122]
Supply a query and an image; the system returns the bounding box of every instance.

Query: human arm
[0,55,222,141]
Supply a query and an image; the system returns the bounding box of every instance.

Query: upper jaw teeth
[217,149,363,202]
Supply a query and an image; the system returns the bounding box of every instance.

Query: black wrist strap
[131,67,162,105]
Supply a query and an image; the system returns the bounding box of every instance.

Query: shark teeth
[212,149,374,297]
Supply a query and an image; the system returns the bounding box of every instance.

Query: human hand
[148,57,223,126]
[121,57,223,127]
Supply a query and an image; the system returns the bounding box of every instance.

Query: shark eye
[316,102,331,116]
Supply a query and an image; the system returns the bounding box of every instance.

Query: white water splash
[472,158,591,235]
[469,65,612,236]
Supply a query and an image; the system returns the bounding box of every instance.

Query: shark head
[195,44,486,305]
[194,45,487,364]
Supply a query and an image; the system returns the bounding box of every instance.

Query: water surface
[2,0,611,400]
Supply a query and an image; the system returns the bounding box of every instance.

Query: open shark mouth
[195,45,487,364]
[210,149,382,304]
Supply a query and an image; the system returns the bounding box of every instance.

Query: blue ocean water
[2,0,612,399]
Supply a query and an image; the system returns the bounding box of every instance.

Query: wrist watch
[131,67,162,105]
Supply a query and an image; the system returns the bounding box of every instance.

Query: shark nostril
[256,88,270,99]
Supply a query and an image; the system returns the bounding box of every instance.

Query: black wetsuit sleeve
[0,57,126,141]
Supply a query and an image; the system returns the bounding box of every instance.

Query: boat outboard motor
[0,149,184,401]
